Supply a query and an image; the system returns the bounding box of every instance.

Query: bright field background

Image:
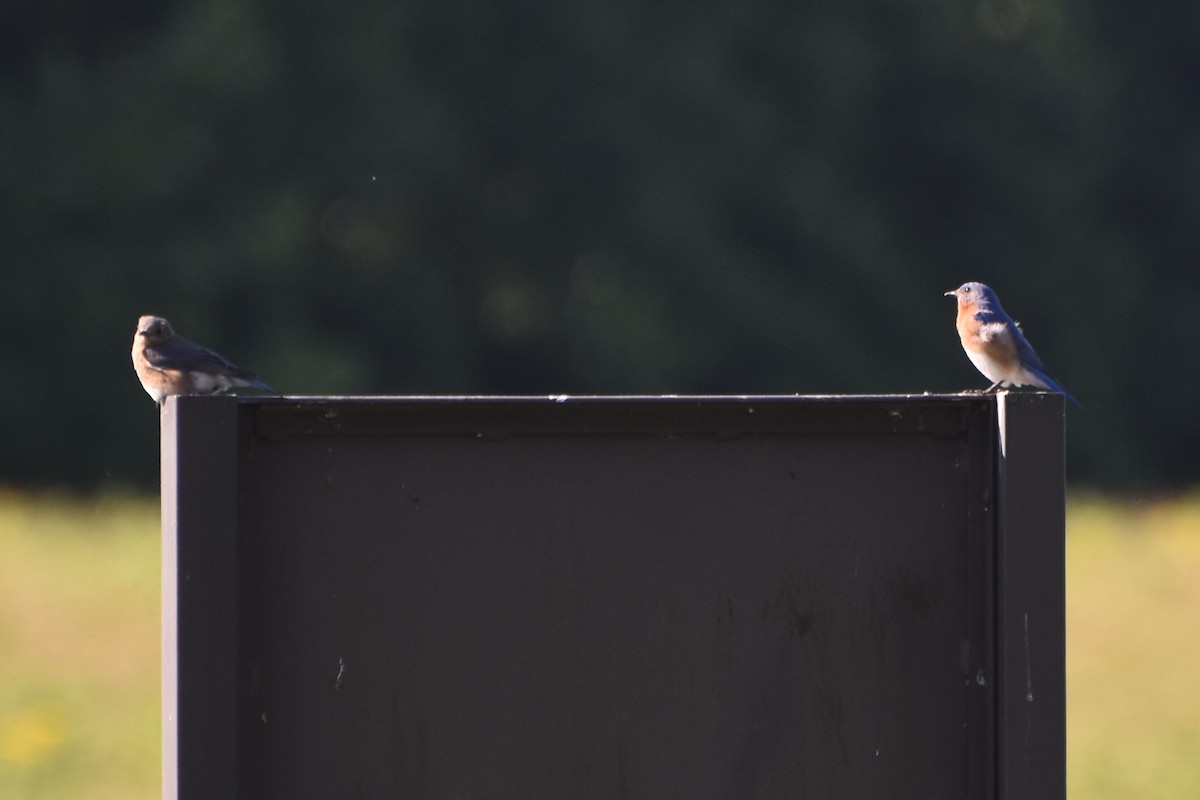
[0,491,1197,798]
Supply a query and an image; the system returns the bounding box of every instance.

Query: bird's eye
[963,286,971,293]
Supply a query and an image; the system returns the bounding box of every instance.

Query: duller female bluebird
[945,282,1078,405]
[132,315,276,406]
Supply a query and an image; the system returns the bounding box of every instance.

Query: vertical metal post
[161,396,242,799]
[995,392,1067,800]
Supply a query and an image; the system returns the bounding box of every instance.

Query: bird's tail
[1027,366,1081,408]
[238,376,281,396]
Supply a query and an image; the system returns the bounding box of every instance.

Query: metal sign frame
[162,394,1064,799]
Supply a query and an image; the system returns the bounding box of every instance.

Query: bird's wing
[1008,321,1048,371]
[975,308,1077,405]
[975,307,1047,370]
[144,336,249,376]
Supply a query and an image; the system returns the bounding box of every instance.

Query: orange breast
[955,303,979,339]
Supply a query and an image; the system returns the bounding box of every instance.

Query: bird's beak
[944,290,958,297]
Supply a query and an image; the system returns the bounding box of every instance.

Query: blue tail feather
[1027,366,1080,407]
[242,377,280,396]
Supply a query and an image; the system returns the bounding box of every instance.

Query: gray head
[944,282,999,310]
[135,315,176,345]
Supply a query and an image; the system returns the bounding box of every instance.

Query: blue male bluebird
[132,315,276,405]
[945,282,1078,405]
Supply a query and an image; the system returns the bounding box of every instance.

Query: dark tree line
[2,0,1198,489]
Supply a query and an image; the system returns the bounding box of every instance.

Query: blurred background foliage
[1,0,1197,489]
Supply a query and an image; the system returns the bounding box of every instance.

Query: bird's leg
[985,380,1004,393]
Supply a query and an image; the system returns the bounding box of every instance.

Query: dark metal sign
[162,394,1064,799]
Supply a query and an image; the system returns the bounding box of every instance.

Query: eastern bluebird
[945,282,1078,405]
[131,315,276,405]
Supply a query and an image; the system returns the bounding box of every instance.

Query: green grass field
[1067,496,1200,798]
[0,492,159,800]
[0,491,1196,798]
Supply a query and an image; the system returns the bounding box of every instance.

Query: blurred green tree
[0,0,1195,488]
